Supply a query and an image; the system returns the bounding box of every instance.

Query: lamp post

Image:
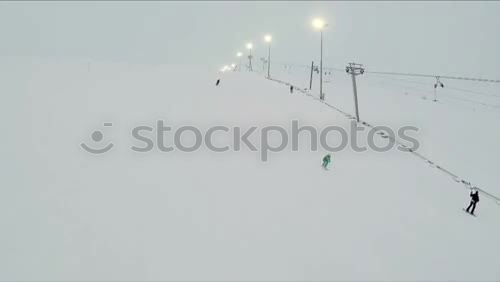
[236,52,243,71]
[264,34,272,78]
[312,18,327,100]
[246,43,253,71]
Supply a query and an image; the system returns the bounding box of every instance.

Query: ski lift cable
[365,74,500,99]
[366,77,500,109]
[369,81,489,111]
[273,60,500,83]
[275,61,500,98]
[365,70,500,84]
[273,60,500,107]
[273,61,345,72]
[264,76,500,204]
[365,73,435,87]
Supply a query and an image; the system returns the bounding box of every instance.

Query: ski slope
[1,57,499,281]
[271,62,500,198]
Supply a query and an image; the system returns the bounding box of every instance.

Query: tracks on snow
[266,76,500,205]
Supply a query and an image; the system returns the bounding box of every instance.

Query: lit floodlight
[246,43,253,50]
[264,34,272,43]
[312,18,326,30]
[236,52,243,57]
[312,17,327,100]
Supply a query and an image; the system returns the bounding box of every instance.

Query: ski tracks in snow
[265,76,500,205]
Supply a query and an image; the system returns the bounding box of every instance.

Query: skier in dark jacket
[465,189,480,215]
[290,85,294,94]
[216,79,221,86]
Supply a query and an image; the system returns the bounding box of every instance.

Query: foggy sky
[1,1,499,78]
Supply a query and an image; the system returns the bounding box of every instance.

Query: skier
[465,189,480,215]
[215,79,221,86]
[290,85,294,94]
[322,154,331,169]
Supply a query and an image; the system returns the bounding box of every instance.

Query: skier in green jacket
[322,154,331,169]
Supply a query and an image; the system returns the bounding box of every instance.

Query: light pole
[246,43,253,71]
[312,18,327,100]
[236,52,243,71]
[264,34,272,78]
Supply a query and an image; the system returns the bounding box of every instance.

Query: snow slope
[1,57,499,281]
[271,62,500,197]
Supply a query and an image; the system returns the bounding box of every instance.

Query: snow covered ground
[1,57,500,281]
[271,62,500,196]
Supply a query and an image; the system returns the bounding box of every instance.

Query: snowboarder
[465,189,480,215]
[290,85,294,94]
[215,79,221,86]
[322,154,331,169]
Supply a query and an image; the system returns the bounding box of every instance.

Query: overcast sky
[1,1,499,78]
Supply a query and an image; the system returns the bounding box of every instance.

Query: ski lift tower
[246,43,253,71]
[346,63,365,122]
